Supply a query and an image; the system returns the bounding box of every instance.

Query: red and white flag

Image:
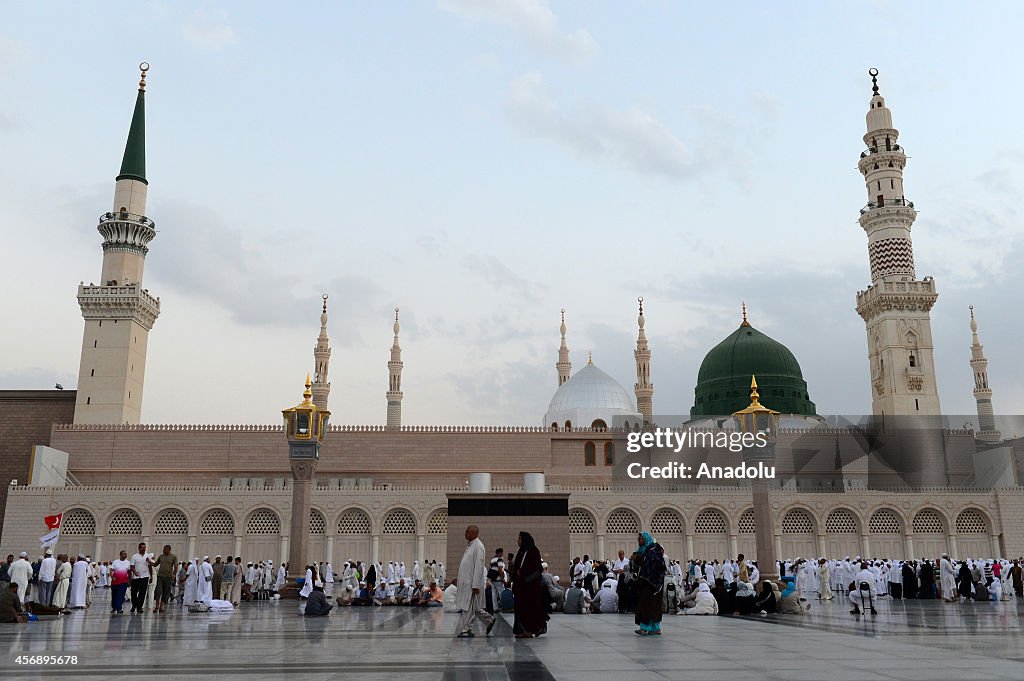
[44,513,63,530]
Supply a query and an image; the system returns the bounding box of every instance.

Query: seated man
[732,581,757,615]
[442,582,459,612]
[0,582,28,623]
[372,581,394,606]
[393,579,412,605]
[422,581,443,607]
[304,585,333,617]
[681,582,719,615]
[409,580,425,606]
[336,585,355,606]
[590,578,618,613]
[352,582,372,606]
[563,581,591,614]
[676,580,702,611]
[849,561,878,615]
[753,580,778,614]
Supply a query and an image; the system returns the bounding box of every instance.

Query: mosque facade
[2,67,1024,568]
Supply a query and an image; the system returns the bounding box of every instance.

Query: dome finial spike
[322,293,328,314]
[638,296,644,315]
[749,374,761,404]
[139,61,149,92]
[587,350,593,365]
[869,67,879,97]
[741,302,750,327]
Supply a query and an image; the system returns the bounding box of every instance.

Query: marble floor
[2,591,1023,680]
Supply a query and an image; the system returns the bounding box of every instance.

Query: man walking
[212,556,225,600]
[151,545,177,613]
[221,555,236,601]
[129,543,152,614]
[230,557,243,605]
[37,549,57,606]
[455,525,494,638]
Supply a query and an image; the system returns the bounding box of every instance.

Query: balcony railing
[99,211,155,229]
[860,197,914,214]
[859,144,904,158]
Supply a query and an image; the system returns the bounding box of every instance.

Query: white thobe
[184,561,198,603]
[343,566,356,590]
[722,561,735,584]
[939,558,957,600]
[455,538,487,612]
[387,563,397,584]
[198,562,214,604]
[275,565,286,590]
[52,561,73,609]
[703,563,714,584]
[69,560,88,608]
[412,561,421,580]
[325,564,334,583]
[9,558,31,603]
[299,568,314,598]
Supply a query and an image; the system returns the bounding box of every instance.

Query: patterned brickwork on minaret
[556,309,572,386]
[969,306,1000,442]
[74,63,160,425]
[634,297,653,425]
[386,308,404,428]
[854,69,941,417]
[311,294,332,410]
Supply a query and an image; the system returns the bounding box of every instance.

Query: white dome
[543,363,639,428]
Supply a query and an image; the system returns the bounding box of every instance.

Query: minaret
[311,294,332,410]
[634,297,653,425]
[969,306,1000,442]
[74,63,160,425]
[386,308,404,428]
[854,68,941,417]
[556,309,572,385]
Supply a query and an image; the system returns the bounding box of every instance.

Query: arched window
[694,508,727,534]
[338,508,371,534]
[550,422,558,430]
[591,419,607,430]
[912,509,944,534]
[869,509,902,534]
[606,509,639,534]
[154,509,189,535]
[382,509,416,534]
[603,442,615,466]
[62,509,96,536]
[584,442,596,466]
[569,509,595,534]
[825,509,858,534]
[309,509,326,535]
[108,508,142,535]
[427,509,448,535]
[564,420,572,430]
[956,509,988,534]
[201,509,235,535]
[246,509,281,535]
[781,509,814,534]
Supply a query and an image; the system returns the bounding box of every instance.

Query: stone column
[94,536,104,560]
[684,533,694,560]
[371,534,380,565]
[861,534,871,558]
[187,535,196,560]
[774,534,783,567]
[816,534,826,558]
[904,535,914,560]
[991,533,1001,560]
[596,534,606,560]
[288,459,317,578]
[729,534,738,558]
[948,534,959,559]
[327,535,336,566]
[416,534,425,565]
[751,476,778,580]
[280,536,289,565]
[233,535,242,559]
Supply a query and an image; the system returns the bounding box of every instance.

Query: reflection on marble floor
[2,590,1023,680]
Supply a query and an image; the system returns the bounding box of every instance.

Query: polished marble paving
[2,590,1023,680]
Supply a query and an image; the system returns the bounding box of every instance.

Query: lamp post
[282,373,330,586]
[733,375,780,581]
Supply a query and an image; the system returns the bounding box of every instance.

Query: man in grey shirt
[221,556,236,601]
[563,581,590,614]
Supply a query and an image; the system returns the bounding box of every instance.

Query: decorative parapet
[77,283,160,329]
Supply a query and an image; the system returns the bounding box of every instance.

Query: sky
[1,1,1022,427]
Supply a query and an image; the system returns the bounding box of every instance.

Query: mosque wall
[5,484,1021,571]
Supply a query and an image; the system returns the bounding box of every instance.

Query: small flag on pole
[45,513,63,530]
[40,513,63,548]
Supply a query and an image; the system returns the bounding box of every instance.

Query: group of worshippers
[328,559,446,610]
[0,550,99,620]
[179,556,287,607]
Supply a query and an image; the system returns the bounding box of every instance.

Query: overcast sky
[1,1,1022,427]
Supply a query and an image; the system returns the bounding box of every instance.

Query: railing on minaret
[634,297,653,425]
[969,306,1001,442]
[311,294,332,410]
[386,308,404,429]
[854,68,942,418]
[556,309,572,386]
[74,62,161,425]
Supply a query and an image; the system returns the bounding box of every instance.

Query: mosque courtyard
[2,591,1022,680]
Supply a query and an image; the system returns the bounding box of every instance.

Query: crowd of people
[3,533,1022,635]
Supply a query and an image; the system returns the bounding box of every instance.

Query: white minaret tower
[311,294,332,410]
[854,68,941,417]
[556,309,572,386]
[634,297,653,425]
[386,308,404,428]
[969,306,1000,442]
[74,63,160,425]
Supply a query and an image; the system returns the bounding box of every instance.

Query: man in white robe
[387,561,397,585]
[703,561,714,585]
[849,561,877,615]
[412,560,421,582]
[52,556,73,609]
[275,563,286,592]
[69,556,89,608]
[299,567,314,598]
[9,552,32,605]
[437,562,445,585]
[939,554,957,602]
[197,557,214,605]
[722,559,735,585]
[184,558,199,604]
[454,525,494,638]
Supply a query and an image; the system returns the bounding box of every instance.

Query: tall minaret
[311,294,332,410]
[386,308,404,428]
[969,306,1001,442]
[634,297,653,425]
[556,309,572,385]
[854,68,941,417]
[74,63,161,425]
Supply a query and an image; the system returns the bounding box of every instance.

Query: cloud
[182,10,238,50]
[439,0,596,61]
[506,72,700,180]
[145,199,382,342]
[461,253,546,303]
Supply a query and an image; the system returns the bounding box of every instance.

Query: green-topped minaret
[74,62,161,425]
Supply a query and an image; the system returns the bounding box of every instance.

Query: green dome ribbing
[690,321,816,417]
[117,89,147,185]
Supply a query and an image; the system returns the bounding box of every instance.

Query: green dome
[691,321,816,417]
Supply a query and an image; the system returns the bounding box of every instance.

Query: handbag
[188,602,209,613]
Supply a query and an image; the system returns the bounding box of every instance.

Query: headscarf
[697,582,711,593]
[639,532,655,553]
[512,531,537,579]
[636,532,666,589]
[736,581,754,597]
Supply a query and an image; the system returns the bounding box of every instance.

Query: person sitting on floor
[680,581,719,615]
[754,580,778,614]
[372,581,394,606]
[304,585,333,616]
[393,579,412,605]
[352,582,372,606]
[732,581,757,615]
[590,578,618,613]
[0,582,28,623]
[563,580,591,614]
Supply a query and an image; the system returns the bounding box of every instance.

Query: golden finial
[750,375,760,402]
[561,308,565,323]
[322,294,328,313]
[587,351,593,365]
[395,307,400,321]
[869,67,879,96]
[969,304,974,319]
[638,296,644,315]
[302,372,313,403]
[741,302,750,327]
[138,62,150,92]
